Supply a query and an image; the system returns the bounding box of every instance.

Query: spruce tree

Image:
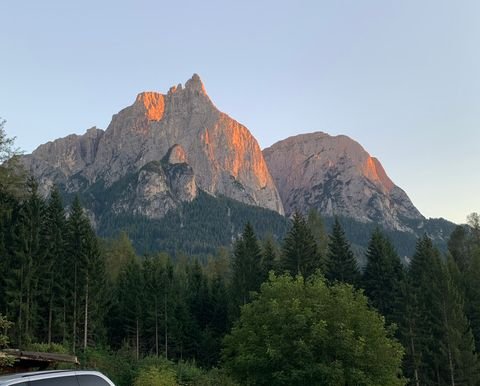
[401,235,479,385]
[403,235,443,385]
[40,186,67,344]
[326,217,359,285]
[260,235,278,281]
[438,257,480,384]
[362,228,404,326]
[6,177,45,345]
[281,211,322,278]
[231,223,263,308]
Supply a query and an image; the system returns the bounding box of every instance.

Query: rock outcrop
[263,132,423,231]
[22,74,284,219]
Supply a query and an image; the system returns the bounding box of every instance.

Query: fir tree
[281,211,322,278]
[362,228,404,326]
[231,223,263,308]
[40,185,67,344]
[260,235,278,281]
[326,217,359,285]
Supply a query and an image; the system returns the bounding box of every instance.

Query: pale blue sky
[1,0,478,223]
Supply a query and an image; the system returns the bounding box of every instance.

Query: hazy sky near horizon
[1,0,479,224]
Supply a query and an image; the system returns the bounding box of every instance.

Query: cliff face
[263,132,423,231]
[22,74,284,219]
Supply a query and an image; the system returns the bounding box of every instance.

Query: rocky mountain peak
[22,74,284,219]
[263,131,423,231]
[185,73,207,94]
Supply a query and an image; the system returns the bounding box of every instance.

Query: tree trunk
[136,318,139,361]
[155,296,158,357]
[72,262,77,354]
[83,275,89,351]
[48,294,53,345]
[164,292,168,360]
[409,325,420,386]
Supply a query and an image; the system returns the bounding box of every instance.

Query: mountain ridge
[22,74,284,219]
[263,131,424,232]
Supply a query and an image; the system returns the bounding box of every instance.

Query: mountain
[22,74,284,221]
[21,77,455,257]
[264,132,422,231]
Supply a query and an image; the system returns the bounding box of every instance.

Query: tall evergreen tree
[402,235,443,385]
[231,223,263,308]
[362,228,404,326]
[437,257,479,385]
[448,225,471,273]
[260,235,278,281]
[448,216,480,353]
[401,235,479,385]
[39,186,67,344]
[6,177,44,346]
[326,217,359,285]
[115,258,144,360]
[64,195,104,352]
[281,211,322,278]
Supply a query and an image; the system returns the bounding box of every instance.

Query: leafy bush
[134,365,177,386]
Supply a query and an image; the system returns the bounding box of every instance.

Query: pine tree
[64,195,94,353]
[400,235,479,385]
[231,223,263,308]
[448,216,480,353]
[281,211,322,278]
[448,225,470,273]
[6,177,45,346]
[362,228,404,326]
[260,235,278,281]
[39,186,67,344]
[326,217,359,285]
[115,258,144,360]
[81,223,107,349]
[402,235,443,385]
[437,257,479,385]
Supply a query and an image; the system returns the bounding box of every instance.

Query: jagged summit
[263,131,423,231]
[185,73,207,94]
[22,74,284,220]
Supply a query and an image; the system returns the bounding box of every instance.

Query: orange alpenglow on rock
[21,73,285,218]
[363,156,395,192]
[135,92,165,121]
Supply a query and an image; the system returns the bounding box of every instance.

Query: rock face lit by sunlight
[135,92,165,121]
[264,132,423,231]
[363,157,394,193]
[21,74,284,219]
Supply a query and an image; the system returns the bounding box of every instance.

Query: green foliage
[326,217,359,285]
[101,231,139,283]
[0,119,25,198]
[280,211,322,278]
[222,274,405,386]
[94,190,289,257]
[401,235,480,385]
[231,223,263,308]
[0,314,14,367]
[260,235,279,280]
[26,342,69,354]
[133,365,177,386]
[362,228,404,326]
